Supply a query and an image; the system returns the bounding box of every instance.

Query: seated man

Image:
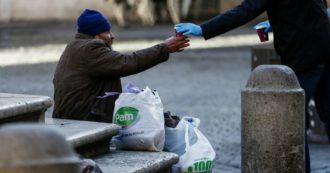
[53,9,189,123]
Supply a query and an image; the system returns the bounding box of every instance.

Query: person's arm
[85,37,188,78]
[201,0,270,39]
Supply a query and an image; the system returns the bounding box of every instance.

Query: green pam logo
[115,107,138,127]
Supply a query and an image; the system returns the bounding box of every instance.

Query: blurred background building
[0,0,250,25]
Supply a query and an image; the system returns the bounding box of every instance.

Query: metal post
[242,65,305,172]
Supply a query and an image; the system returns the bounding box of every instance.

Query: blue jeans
[296,63,330,173]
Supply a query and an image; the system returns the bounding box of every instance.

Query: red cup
[175,29,183,37]
[256,26,269,42]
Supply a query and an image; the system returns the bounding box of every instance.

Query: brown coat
[53,33,169,123]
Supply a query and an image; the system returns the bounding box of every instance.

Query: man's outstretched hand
[175,23,203,36]
[164,36,190,53]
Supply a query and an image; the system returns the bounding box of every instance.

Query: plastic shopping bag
[112,86,165,151]
[166,117,216,173]
[165,117,198,156]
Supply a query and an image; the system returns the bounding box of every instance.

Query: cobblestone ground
[0,23,329,172]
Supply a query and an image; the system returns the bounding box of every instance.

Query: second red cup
[256,26,269,42]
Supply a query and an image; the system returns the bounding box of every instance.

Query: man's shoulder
[85,39,107,46]
[66,39,108,52]
[84,39,110,51]
[70,38,105,46]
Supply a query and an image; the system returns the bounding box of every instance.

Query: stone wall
[219,0,242,13]
[2,0,320,22]
[0,0,113,22]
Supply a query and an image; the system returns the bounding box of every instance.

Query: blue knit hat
[77,9,111,36]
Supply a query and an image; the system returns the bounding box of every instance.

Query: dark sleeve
[201,0,269,40]
[85,40,169,77]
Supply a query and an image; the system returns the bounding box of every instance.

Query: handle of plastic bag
[183,117,207,153]
[184,122,191,152]
[182,116,200,127]
[192,126,210,144]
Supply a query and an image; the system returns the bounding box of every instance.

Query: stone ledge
[45,118,120,157]
[94,150,179,173]
[0,93,52,122]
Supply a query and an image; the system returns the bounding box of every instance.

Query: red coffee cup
[175,29,183,37]
[256,26,269,42]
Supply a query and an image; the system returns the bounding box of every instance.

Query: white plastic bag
[112,86,165,151]
[165,117,199,156]
[168,117,216,173]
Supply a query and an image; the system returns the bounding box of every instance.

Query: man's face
[96,31,115,46]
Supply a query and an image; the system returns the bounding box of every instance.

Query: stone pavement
[0,22,329,172]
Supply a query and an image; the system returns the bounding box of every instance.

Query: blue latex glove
[175,23,203,36]
[254,20,272,33]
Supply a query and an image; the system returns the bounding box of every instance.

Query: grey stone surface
[242,65,305,173]
[46,118,120,147]
[94,151,179,173]
[251,46,328,143]
[0,93,52,120]
[0,123,80,173]
[45,118,120,157]
[1,23,329,172]
[245,65,302,90]
[310,144,330,172]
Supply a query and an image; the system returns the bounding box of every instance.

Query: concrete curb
[0,93,52,122]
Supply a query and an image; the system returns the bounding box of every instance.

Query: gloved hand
[175,23,203,36]
[254,20,272,33]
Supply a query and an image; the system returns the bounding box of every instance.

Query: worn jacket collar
[75,33,94,39]
[74,33,111,48]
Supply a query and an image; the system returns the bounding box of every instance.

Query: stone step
[0,92,178,172]
[94,150,179,173]
[46,118,178,172]
[0,93,52,123]
[45,118,120,157]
